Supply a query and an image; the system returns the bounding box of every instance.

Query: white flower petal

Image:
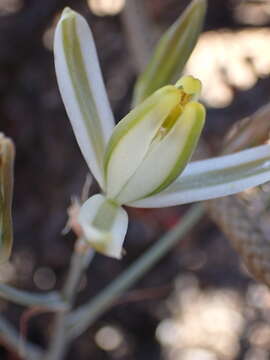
[54,8,115,188]
[129,144,270,208]
[78,194,128,259]
[104,86,181,199]
[116,101,205,203]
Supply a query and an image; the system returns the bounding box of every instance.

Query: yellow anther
[160,104,183,138]
[179,91,192,106]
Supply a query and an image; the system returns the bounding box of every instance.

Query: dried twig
[208,102,270,285]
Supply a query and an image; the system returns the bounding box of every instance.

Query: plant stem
[67,203,205,339]
[45,239,94,360]
[0,314,43,360]
[0,284,67,310]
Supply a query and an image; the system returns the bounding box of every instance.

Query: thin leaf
[129,145,270,208]
[132,0,207,105]
[54,8,115,188]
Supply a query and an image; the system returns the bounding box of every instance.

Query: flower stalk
[45,240,94,360]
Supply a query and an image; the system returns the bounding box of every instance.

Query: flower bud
[104,76,205,204]
[78,194,128,259]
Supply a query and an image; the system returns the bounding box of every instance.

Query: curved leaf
[129,145,270,208]
[133,0,207,105]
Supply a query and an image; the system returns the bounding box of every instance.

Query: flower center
[156,75,202,140]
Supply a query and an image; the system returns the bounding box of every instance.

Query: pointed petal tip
[194,0,207,6]
[60,7,76,20]
[191,0,207,13]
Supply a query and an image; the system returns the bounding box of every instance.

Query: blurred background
[1,0,270,359]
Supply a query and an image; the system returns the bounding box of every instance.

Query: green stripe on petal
[116,101,205,204]
[129,145,270,208]
[78,194,128,259]
[104,86,181,200]
[132,0,207,105]
[54,8,115,188]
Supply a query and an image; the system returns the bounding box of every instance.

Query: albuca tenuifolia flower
[104,76,205,205]
[54,7,270,258]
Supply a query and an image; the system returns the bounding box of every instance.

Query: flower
[54,7,270,259]
[104,76,205,204]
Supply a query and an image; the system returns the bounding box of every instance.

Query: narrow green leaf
[129,145,270,208]
[133,0,207,105]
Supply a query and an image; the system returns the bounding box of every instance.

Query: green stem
[45,241,94,360]
[67,204,204,339]
[0,314,43,360]
[0,284,67,310]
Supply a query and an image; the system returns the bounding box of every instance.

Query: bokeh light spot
[0,0,22,15]
[157,274,243,359]
[185,28,270,108]
[42,13,61,51]
[33,267,56,290]
[88,0,125,16]
[95,325,123,351]
[0,262,15,283]
[234,1,270,26]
